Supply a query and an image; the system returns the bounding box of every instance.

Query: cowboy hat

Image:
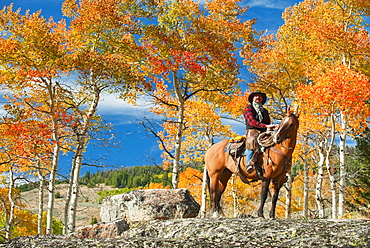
[248,90,267,104]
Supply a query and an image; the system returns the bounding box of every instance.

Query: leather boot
[246,152,259,173]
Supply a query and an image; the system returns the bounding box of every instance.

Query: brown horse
[205,108,299,218]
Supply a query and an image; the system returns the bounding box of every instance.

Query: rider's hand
[266,124,279,130]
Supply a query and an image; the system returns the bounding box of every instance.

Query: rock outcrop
[100,188,200,223]
[2,218,369,247]
[3,188,369,247]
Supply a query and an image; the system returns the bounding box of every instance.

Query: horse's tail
[205,167,210,193]
[202,163,210,193]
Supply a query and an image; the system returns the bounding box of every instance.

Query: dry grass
[21,184,115,228]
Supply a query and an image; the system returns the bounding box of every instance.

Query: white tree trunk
[172,109,184,189]
[66,137,86,234]
[37,169,45,235]
[338,112,347,217]
[63,164,74,234]
[303,158,309,218]
[65,81,101,234]
[200,135,213,218]
[285,171,292,219]
[5,167,15,241]
[316,141,326,218]
[45,80,61,234]
[326,113,337,219]
[338,6,350,218]
[172,71,185,189]
[230,175,238,217]
[329,178,338,219]
[200,165,208,218]
[46,142,60,234]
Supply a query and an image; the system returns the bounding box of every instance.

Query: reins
[257,129,293,178]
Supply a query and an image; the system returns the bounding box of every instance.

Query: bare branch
[141,118,174,159]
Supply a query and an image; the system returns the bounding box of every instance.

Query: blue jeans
[243,149,254,164]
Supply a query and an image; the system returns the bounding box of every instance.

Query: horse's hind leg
[218,168,232,214]
[219,168,232,195]
[209,175,221,217]
[209,169,232,217]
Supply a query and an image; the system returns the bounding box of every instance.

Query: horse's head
[273,107,300,144]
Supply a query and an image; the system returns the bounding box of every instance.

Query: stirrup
[246,164,254,173]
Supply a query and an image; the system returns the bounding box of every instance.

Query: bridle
[258,114,298,149]
[273,114,298,146]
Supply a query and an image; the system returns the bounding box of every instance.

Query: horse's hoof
[257,213,265,219]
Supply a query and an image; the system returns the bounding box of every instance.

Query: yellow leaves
[0,38,18,58]
[205,0,247,18]
[222,90,249,118]
[67,0,138,37]
[61,0,145,86]
[152,95,235,165]
[222,176,260,216]
[248,0,370,140]
[184,99,235,162]
[280,0,369,73]
[10,209,38,238]
[0,5,67,74]
[62,0,78,18]
[143,0,253,166]
[0,186,39,238]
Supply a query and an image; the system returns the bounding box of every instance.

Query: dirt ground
[21,184,114,228]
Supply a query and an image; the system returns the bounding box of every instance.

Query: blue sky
[1,0,300,176]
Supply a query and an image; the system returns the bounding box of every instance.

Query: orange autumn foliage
[297,65,370,135]
[178,167,203,204]
[146,182,171,190]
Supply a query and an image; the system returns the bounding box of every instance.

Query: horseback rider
[243,90,278,172]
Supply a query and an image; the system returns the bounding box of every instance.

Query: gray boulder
[75,219,129,238]
[100,188,200,223]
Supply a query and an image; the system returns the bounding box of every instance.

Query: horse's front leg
[269,177,286,218]
[257,179,271,218]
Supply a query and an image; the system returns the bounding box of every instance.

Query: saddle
[226,132,275,183]
[226,137,251,183]
[226,136,246,160]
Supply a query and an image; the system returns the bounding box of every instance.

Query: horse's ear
[295,106,300,118]
[287,107,292,116]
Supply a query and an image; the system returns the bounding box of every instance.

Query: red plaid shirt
[243,105,270,129]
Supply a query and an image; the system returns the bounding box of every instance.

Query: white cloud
[98,93,154,118]
[244,0,292,9]
[0,108,7,117]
